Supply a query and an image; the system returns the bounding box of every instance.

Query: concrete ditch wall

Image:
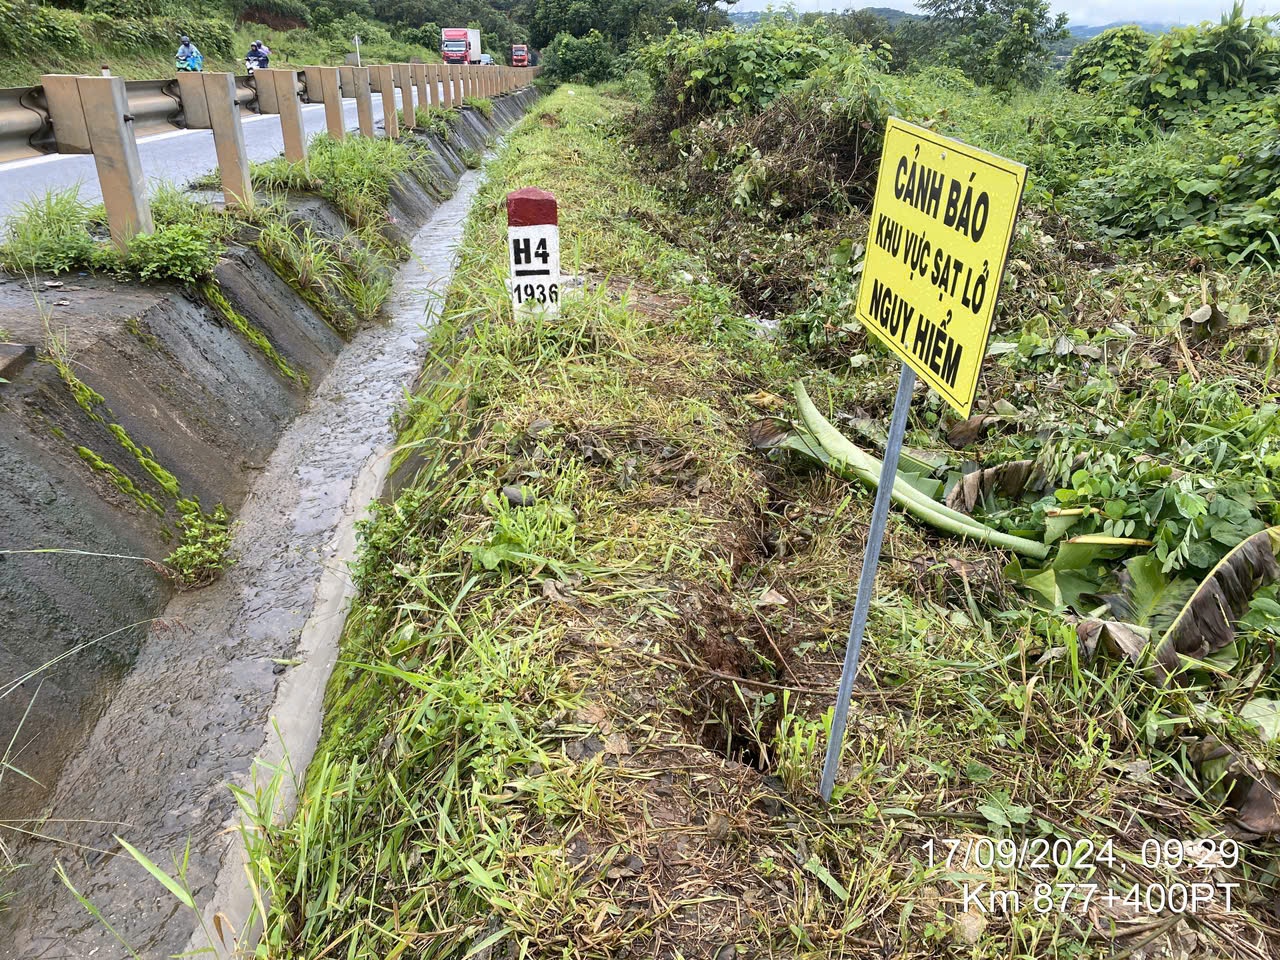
[0,88,540,826]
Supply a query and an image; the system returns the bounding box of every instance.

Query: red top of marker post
[507,187,557,227]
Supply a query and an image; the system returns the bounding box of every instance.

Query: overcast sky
[730,0,1276,27]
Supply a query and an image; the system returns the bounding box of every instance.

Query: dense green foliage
[163,501,233,587]
[1129,4,1280,120]
[0,185,228,281]
[1062,24,1151,92]
[541,29,616,84]
[640,18,847,118]
[913,0,1068,89]
[636,14,1280,274]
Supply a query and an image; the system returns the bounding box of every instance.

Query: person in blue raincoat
[176,36,203,71]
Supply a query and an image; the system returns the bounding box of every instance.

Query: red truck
[511,44,529,67]
[441,28,481,65]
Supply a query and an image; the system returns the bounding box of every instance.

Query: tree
[802,8,892,48]
[527,0,727,52]
[542,28,616,81]
[915,0,1068,89]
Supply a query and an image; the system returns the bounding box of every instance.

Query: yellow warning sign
[855,118,1026,417]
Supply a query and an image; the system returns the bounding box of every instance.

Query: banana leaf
[1100,554,1195,634]
[790,384,1049,558]
[945,460,1043,514]
[748,417,943,498]
[1088,529,1280,682]
[1151,526,1280,679]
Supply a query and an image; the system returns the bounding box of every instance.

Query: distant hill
[860,6,924,25]
[728,8,1176,37]
[1068,20,1176,38]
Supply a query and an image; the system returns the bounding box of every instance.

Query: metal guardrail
[0,75,260,164]
[0,65,532,165]
[0,86,53,161]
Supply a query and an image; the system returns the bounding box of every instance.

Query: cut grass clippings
[243,86,1279,959]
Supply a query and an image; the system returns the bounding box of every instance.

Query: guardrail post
[393,63,415,129]
[75,76,152,250]
[413,62,431,111]
[370,65,398,138]
[312,66,345,139]
[255,69,307,168]
[342,65,374,137]
[252,72,277,113]
[442,65,455,109]
[176,71,211,128]
[423,64,437,109]
[41,74,92,154]
[202,72,253,209]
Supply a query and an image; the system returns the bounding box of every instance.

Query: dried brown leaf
[945,460,1041,514]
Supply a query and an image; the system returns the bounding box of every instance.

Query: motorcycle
[175,53,203,72]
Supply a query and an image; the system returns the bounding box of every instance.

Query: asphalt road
[0,86,433,223]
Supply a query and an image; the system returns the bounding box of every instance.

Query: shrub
[542,29,617,85]
[82,14,168,52]
[125,223,222,283]
[0,190,97,275]
[639,20,845,122]
[80,14,232,56]
[1063,25,1152,92]
[1075,95,1280,260]
[1128,5,1280,120]
[398,22,440,48]
[84,0,169,17]
[164,500,233,587]
[30,4,88,53]
[163,17,234,57]
[634,50,897,232]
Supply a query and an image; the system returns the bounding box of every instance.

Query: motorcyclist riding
[175,36,203,71]
[245,40,269,72]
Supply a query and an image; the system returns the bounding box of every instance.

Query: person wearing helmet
[176,35,203,71]
[245,39,269,69]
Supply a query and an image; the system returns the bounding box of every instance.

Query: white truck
[441,27,482,65]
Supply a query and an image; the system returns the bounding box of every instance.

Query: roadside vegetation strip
[242,85,1276,957]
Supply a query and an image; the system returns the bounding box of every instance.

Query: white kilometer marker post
[506,187,560,315]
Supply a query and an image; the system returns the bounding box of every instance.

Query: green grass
[462,95,493,118]
[0,184,227,282]
[0,191,100,276]
[251,133,419,229]
[252,216,397,336]
[229,83,1280,959]
[414,105,455,140]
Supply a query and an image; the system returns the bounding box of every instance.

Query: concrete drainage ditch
[0,88,538,958]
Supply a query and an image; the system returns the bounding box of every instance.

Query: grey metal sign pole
[819,361,916,801]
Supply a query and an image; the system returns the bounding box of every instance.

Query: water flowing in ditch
[0,160,489,959]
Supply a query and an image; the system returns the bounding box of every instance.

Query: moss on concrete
[200,281,309,388]
[75,446,164,515]
[107,423,181,497]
